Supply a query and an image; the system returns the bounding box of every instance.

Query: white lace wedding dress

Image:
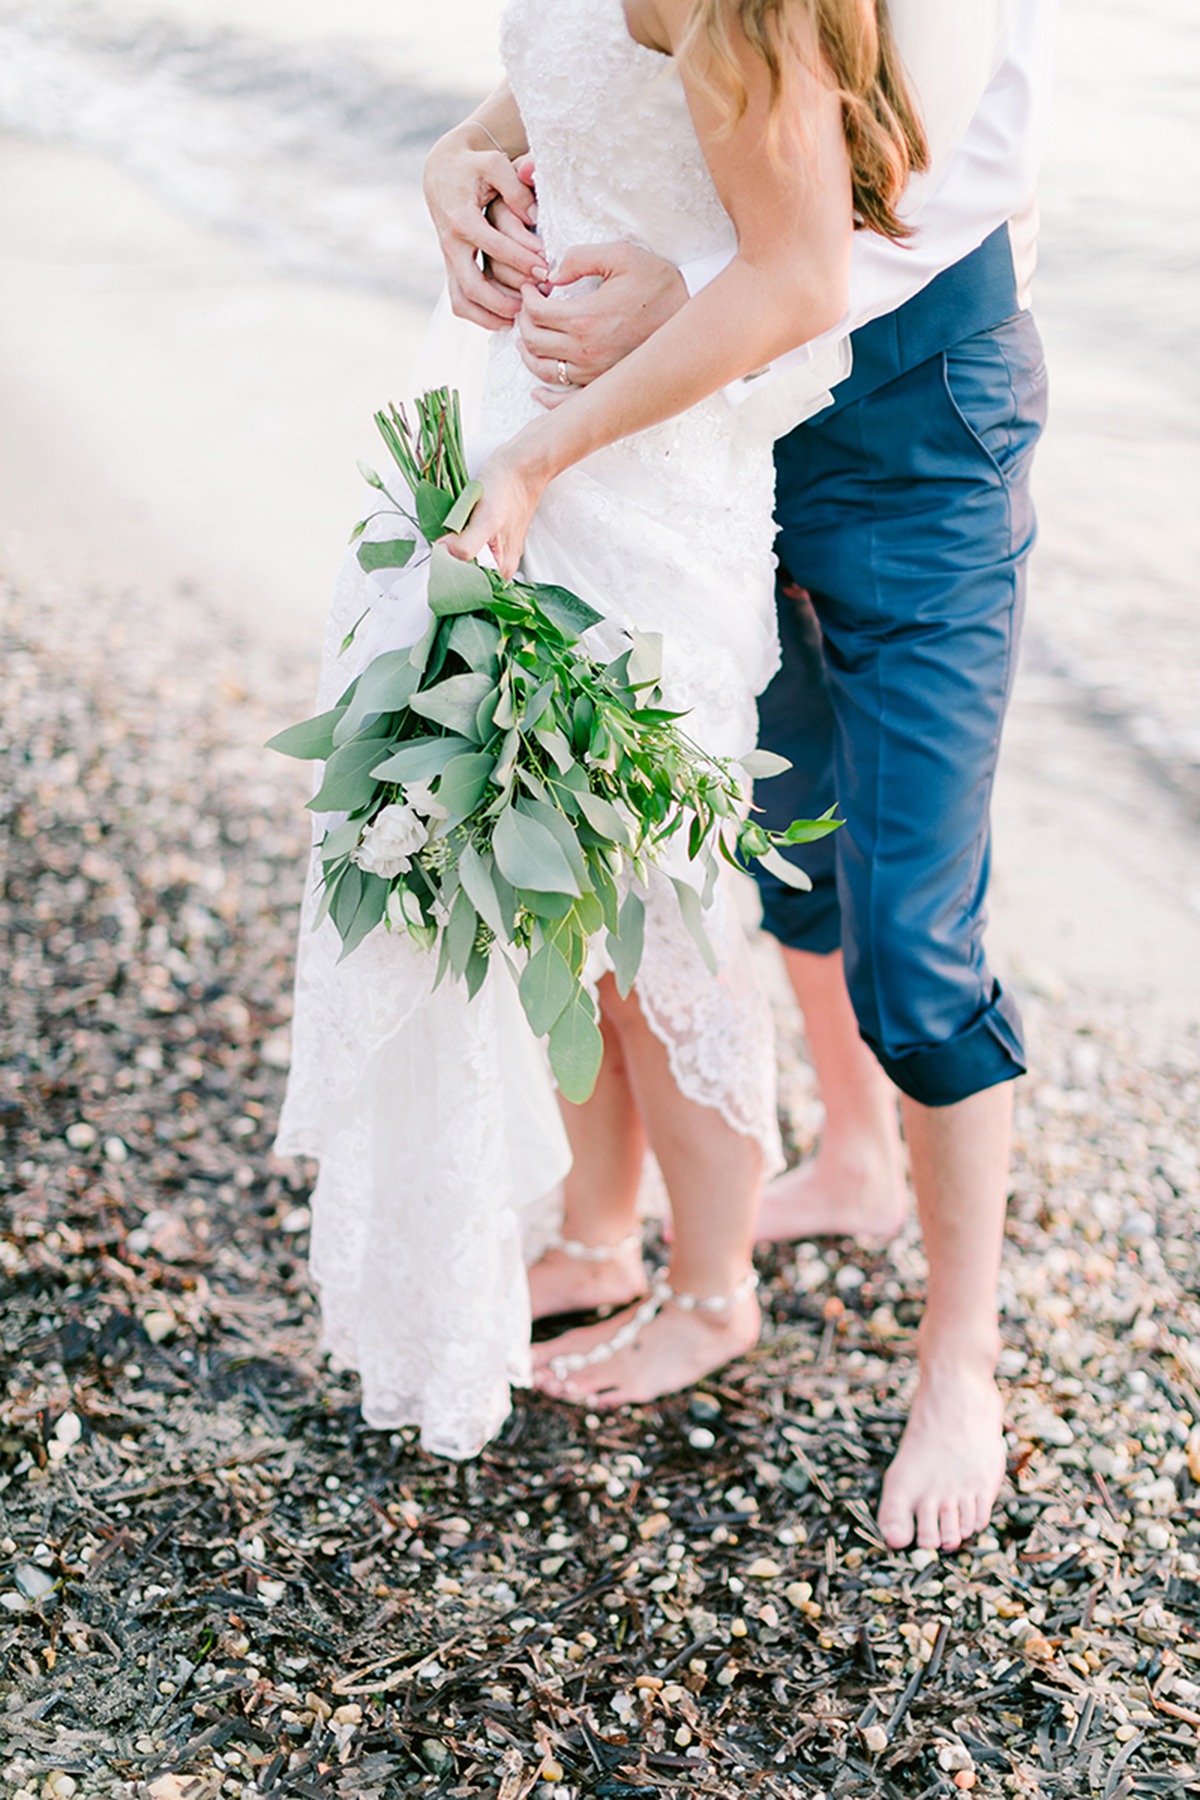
[275,0,844,1458]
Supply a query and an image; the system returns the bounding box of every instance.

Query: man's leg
[769,310,1049,1548]
[753,581,906,1243]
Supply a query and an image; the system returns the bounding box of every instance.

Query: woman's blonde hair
[687,0,929,240]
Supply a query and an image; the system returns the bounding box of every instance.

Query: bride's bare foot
[877,1353,1007,1551]
[528,1239,647,1323]
[532,1283,761,1406]
[756,1129,908,1248]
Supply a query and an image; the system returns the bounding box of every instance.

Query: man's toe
[938,1501,963,1551]
[915,1497,942,1551]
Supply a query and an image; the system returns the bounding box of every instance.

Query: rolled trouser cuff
[757,871,842,956]
[867,980,1026,1108]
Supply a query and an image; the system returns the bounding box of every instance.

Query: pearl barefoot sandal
[547,1268,760,1381]
[543,1229,644,1264]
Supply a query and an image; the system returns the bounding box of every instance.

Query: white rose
[353,803,429,878]
[403,777,449,821]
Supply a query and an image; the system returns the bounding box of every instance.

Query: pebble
[102,1136,128,1164]
[688,1427,716,1451]
[141,1309,176,1344]
[746,1558,781,1580]
[14,1565,54,1601]
[419,1740,453,1775]
[42,1778,77,1800]
[64,1122,96,1150]
[280,1206,311,1235]
[862,1725,888,1754]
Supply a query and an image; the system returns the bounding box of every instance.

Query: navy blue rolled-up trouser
[754,305,1049,1107]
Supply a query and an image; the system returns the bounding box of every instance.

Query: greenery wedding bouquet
[269,389,838,1103]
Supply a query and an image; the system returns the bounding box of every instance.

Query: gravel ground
[2,578,1200,1800]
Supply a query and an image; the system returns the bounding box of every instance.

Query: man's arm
[423,82,545,331]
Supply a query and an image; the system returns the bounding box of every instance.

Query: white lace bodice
[500,0,736,272]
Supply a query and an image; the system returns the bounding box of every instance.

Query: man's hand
[513,243,689,402]
[424,128,546,331]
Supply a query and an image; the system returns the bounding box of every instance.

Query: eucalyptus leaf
[625,629,663,691]
[575,787,632,847]
[409,671,494,739]
[266,707,345,761]
[518,941,575,1036]
[608,887,645,999]
[530,583,604,640]
[445,887,479,980]
[458,844,507,941]
[356,537,417,575]
[437,751,495,822]
[670,876,718,976]
[548,993,605,1104]
[465,941,490,1000]
[332,650,420,747]
[777,808,843,845]
[756,844,814,891]
[308,737,391,814]
[330,863,364,938]
[370,735,473,784]
[739,747,793,780]
[515,797,590,891]
[493,806,580,896]
[416,481,455,542]
[447,612,501,673]
[337,872,389,961]
[427,543,494,617]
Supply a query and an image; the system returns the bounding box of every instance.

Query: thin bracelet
[469,121,509,157]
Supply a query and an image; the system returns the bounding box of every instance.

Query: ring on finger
[556,358,573,387]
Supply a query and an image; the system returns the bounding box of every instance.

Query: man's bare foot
[877,1358,1007,1551]
[756,1131,908,1247]
[528,1239,646,1323]
[531,1286,761,1406]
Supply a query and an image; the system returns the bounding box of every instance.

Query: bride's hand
[440,444,549,582]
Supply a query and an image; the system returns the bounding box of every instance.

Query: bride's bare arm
[423,83,545,329]
[445,3,853,575]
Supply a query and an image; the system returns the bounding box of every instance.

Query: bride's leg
[533,975,762,1404]
[528,1004,648,1321]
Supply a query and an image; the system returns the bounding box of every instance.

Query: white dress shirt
[685,0,1058,428]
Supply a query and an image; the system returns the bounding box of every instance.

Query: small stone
[689,1394,721,1421]
[65,1122,96,1150]
[332,1704,362,1725]
[863,1725,889,1754]
[954,1774,977,1791]
[14,1565,54,1601]
[43,1775,78,1799]
[688,1427,716,1451]
[638,1513,671,1541]
[938,1743,974,1774]
[1144,1523,1172,1551]
[539,1760,564,1784]
[785,1582,813,1608]
[910,1548,938,1570]
[280,1205,311,1235]
[419,1740,453,1775]
[1,1593,29,1613]
[142,1309,176,1344]
[258,1579,286,1608]
[52,1413,82,1448]
[674,1725,693,1748]
[103,1136,128,1163]
[730,1617,748,1638]
[746,1558,781,1580]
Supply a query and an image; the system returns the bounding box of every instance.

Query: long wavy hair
[686,0,929,240]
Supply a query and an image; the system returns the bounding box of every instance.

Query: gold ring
[556,359,572,387]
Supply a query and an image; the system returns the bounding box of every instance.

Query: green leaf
[446,612,501,673]
[408,613,439,676]
[777,807,843,845]
[445,887,480,980]
[548,992,605,1104]
[670,876,718,976]
[625,629,663,690]
[266,707,345,761]
[427,543,494,617]
[330,863,364,938]
[308,738,390,814]
[755,844,813,891]
[337,872,389,961]
[739,748,793,781]
[571,891,604,936]
[437,752,495,822]
[332,650,420,747]
[534,725,575,775]
[590,856,621,936]
[514,797,590,891]
[492,805,581,896]
[370,735,473,784]
[320,816,366,862]
[529,582,604,640]
[575,787,632,847]
[313,858,350,931]
[416,481,455,542]
[465,941,490,1000]
[518,941,575,1036]
[409,671,495,740]
[458,844,508,941]
[524,888,576,919]
[608,888,645,999]
[442,478,484,535]
[356,537,417,575]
